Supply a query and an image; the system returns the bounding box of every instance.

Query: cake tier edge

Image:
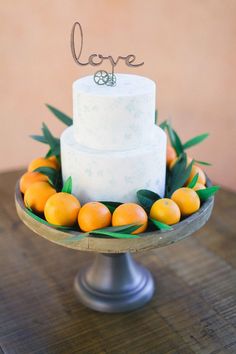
[60,126,166,204]
[73,74,156,151]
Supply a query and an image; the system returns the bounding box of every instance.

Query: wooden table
[1,170,236,354]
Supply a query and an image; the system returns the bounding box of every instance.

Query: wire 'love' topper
[70,22,144,87]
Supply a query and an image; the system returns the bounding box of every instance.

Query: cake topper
[71,22,144,87]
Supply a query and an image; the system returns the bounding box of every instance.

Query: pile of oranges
[20,156,148,234]
[20,148,207,235]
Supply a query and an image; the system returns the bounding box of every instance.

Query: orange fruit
[28,157,59,172]
[193,183,206,191]
[20,171,49,194]
[171,187,200,216]
[78,202,111,232]
[44,192,81,226]
[24,181,56,213]
[166,145,177,167]
[112,203,148,234]
[186,164,206,186]
[48,155,60,169]
[169,155,193,169]
[150,198,181,225]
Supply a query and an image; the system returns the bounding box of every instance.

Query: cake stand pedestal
[74,252,154,312]
[15,182,214,313]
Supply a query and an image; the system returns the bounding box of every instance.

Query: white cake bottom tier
[60,126,166,204]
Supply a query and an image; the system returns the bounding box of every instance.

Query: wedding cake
[60,73,166,204]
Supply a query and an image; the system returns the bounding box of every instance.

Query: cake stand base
[74,252,155,313]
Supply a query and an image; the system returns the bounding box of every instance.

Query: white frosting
[61,126,166,204]
[73,74,156,150]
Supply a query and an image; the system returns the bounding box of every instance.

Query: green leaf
[183,133,209,150]
[92,224,142,234]
[50,143,61,156]
[165,167,172,195]
[170,153,187,176]
[195,160,212,166]
[166,154,188,197]
[36,164,62,192]
[62,176,72,194]
[25,201,33,212]
[150,218,173,231]
[155,110,158,125]
[187,173,199,188]
[30,135,48,144]
[99,201,122,213]
[45,144,61,158]
[42,122,56,146]
[45,148,52,158]
[159,120,168,130]
[137,189,161,212]
[166,122,183,156]
[46,104,73,126]
[172,130,183,155]
[90,230,140,239]
[25,208,75,230]
[167,154,194,196]
[90,223,143,238]
[33,166,58,186]
[196,186,220,201]
[41,123,61,158]
[173,158,194,193]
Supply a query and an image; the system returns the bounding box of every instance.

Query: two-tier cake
[60,73,166,204]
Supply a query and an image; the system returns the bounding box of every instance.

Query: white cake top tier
[73,74,156,150]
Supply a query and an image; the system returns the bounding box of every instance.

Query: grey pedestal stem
[74,252,155,313]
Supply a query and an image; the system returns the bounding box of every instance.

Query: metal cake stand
[15,182,214,313]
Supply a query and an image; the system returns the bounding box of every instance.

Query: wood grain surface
[1,170,236,354]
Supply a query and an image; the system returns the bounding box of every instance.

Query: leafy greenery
[159,120,168,130]
[160,120,210,164]
[46,104,73,126]
[41,122,56,146]
[62,224,142,241]
[62,176,72,194]
[183,133,209,150]
[149,218,173,231]
[30,135,48,144]
[25,208,75,230]
[41,123,61,158]
[165,153,194,197]
[33,166,62,191]
[90,224,142,238]
[187,173,199,188]
[166,122,184,156]
[89,231,139,239]
[30,104,72,159]
[99,201,123,213]
[30,126,60,159]
[137,189,161,212]
[92,224,141,234]
[195,160,212,166]
[196,186,220,201]
[33,166,58,186]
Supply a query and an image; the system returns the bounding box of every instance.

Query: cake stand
[15,182,214,313]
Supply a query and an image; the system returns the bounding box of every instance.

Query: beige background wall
[1,0,236,190]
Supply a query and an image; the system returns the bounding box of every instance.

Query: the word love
[70,22,144,74]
